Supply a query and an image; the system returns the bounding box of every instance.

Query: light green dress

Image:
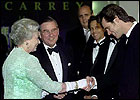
[2,47,62,99]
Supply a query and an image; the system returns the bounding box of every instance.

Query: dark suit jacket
[65,25,93,80]
[117,23,139,99]
[97,23,139,99]
[79,36,119,99]
[31,40,74,99]
[93,43,119,99]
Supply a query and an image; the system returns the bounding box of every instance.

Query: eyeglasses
[41,27,58,34]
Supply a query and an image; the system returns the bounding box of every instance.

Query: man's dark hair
[88,15,109,36]
[88,15,100,29]
[40,16,57,25]
[98,4,131,24]
[39,16,58,31]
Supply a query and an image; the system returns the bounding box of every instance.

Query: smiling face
[102,17,123,39]
[90,20,105,42]
[78,5,92,29]
[40,21,59,47]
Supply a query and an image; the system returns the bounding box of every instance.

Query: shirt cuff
[91,76,97,89]
[65,81,76,92]
[65,78,93,92]
[41,90,49,99]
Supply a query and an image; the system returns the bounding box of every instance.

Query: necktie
[85,29,90,42]
[47,46,58,55]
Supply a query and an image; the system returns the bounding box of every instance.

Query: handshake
[65,76,95,92]
[56,76,95,99]
[42,76,95,99]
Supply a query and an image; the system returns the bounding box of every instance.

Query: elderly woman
[2,18,94,99]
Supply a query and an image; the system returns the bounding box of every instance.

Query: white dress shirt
[125,21,137,44]
[41,43,63,98]
[91,37,117,91]
[83,28,91,42]
[92,37,117,74]
[43,43,63,82]
[104,38,117,74]
[92,37,105,64]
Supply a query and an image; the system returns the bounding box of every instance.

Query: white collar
[43,42,57,49]
[126,21,137,38]
[83,28,90,33]
[94,36,105,45]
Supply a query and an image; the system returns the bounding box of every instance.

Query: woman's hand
[57,83,67,99]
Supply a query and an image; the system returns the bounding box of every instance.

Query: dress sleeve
[25,55,62,94]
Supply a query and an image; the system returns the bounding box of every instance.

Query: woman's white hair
[10,18,39,45]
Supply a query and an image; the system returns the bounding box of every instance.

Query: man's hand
[84,95,98,99]
[85,76,95,91]
[53,94,66,99]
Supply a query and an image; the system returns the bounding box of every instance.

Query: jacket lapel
[57,45,68,82]
[105,44,118,73]
[39,43,58,81]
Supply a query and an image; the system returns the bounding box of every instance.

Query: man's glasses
[41,27,58,34]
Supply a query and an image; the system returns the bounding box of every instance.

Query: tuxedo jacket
[31,40,73,99]
[116,23,139,99]
[95,23,139,99]
[79,36,119,99]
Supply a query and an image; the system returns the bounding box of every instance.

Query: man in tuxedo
[65,4,93,80]
[79,16,118,99]
[98,4,139,99]
[31,16,74,99]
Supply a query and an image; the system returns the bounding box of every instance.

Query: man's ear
[113,16,120,23]
[91,12,94,16]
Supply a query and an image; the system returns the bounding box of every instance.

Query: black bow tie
[121,34,128,41]
[110,39,116,44]
[120,34,128,44]
[47,46,58,55]
[92,43,101,48]
[92,39,105,48]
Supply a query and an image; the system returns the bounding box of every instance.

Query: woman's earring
[26,42,29,49]
[26,42,28,45]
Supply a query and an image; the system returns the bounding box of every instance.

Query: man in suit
[31,16,74,99]
[65,4,93,80]
[98,4,139,99]
[79,16,118,99]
